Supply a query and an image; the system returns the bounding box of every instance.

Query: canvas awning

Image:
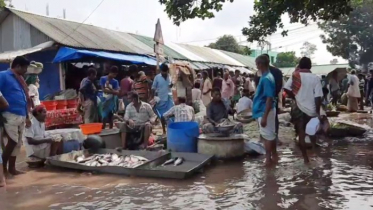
[53,47,157,65]
[0,41,54,62]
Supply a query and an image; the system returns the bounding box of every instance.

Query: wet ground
[1,113,373,210]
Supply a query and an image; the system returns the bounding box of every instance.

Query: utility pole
[46,3,49,16]
[63,9,66,19]
[154,19,164,74]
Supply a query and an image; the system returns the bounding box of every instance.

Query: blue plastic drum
[167,122,200,153]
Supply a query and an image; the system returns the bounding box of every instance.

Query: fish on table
[72,153,149,168]
[161,157,184,167]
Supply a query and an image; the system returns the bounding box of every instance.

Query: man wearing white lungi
[0,56,31,177]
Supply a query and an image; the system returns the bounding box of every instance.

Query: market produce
[73,153,149,168]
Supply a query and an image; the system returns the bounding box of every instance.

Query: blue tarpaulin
[53,47,157,65]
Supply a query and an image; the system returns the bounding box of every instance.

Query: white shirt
[347,75,361,98]
[28,84,41,106]
[236,96,253,113]
[284,73,323,117]
[24,117,48,157]
[192,88,201,102]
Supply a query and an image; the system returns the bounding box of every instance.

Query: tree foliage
[0,0,5,8]
[300,41,317,58]
[207,35,250,55]
[159,0,354,42]
[274,51,300,68]
[319,0,373,68]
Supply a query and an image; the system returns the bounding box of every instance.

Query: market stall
[42,89,83,129]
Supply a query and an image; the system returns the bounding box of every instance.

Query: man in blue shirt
[0,56,31,177]
[252,55,278,166]
[152,63,174,134]
[99,66,120,129]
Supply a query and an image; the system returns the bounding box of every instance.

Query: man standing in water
[152,63,174,135]
[284,57,323,163]
[252,55,278,166]
[0,56,31,177]
[263,54,283,145]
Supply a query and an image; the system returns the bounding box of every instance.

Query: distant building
[249,49,278,64]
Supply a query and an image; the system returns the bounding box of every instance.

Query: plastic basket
[79,123,103,135]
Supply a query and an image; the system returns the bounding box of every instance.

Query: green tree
[0,0,5,8]
[207,35,250,55]
[318,0,373,69]
[240,46,251,56]
[159,0,354,42]
[300,41,317,59]
[274,51,300,68]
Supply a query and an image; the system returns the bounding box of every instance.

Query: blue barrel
[167,122,200,153]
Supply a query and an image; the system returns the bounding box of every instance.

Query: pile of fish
[162,157,184,166]
[73,153,149,168]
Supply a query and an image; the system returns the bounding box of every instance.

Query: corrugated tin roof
[219,50,256,70]
[9,8,154,55]
[177,44,244,66]
[5,8,259,69]
[281,64,350,76]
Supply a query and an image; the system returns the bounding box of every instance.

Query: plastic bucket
[56,100,67,110]
[67,98,78,108]
[167,122,199,153]
[41,101,57,111]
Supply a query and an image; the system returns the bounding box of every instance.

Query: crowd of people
[2,52,369,187]
[322,69,373,112]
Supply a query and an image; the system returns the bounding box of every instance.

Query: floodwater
[1,113,373,210]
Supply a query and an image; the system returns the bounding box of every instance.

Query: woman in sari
[347,70,361,112]
[99,66,120,129]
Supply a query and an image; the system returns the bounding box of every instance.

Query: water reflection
[45,140,373,210]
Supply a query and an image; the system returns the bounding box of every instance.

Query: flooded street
[1,113,373,210]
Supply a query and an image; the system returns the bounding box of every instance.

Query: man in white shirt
[284,57,323,163]
[244,75,255,95]
[236,89,253,113]
[25,106,62,160]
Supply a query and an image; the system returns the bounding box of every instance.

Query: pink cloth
[221,78,235,99]
[120,77,133,96]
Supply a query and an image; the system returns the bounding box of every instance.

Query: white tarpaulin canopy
[0,41,54,62]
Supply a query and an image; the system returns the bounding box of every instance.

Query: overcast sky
[10,0,345,64]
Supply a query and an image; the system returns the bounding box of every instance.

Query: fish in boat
[174,157,184,166]
[162,158,176,166]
